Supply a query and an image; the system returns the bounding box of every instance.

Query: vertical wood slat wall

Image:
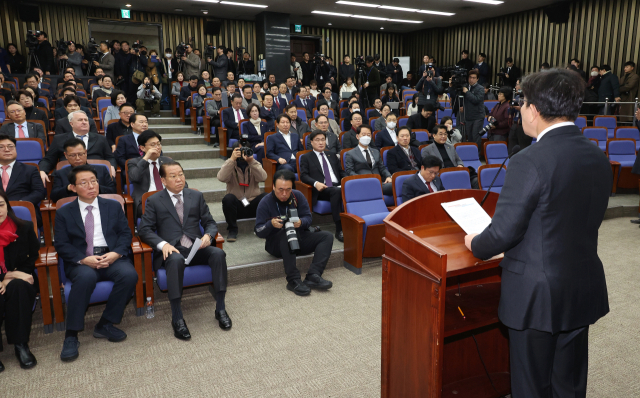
[404,0,640,81]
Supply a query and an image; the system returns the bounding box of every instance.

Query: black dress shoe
[304,273,333,290]
[286,279,311,296]
[226,231,238,242]
[335,231,344,242]
[213,142,220,147]
[630,218,640,224]
[0,360,4,373]
[172,319,191,340]
[215,310,232,330]
[14,343,37,369]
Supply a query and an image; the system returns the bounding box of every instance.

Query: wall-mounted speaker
[544,2,571,24]
[18,4,41,23]
[205,19,222,36]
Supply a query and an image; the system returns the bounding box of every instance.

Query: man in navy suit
[260,93,279,132]
[221,94,247,141]
[269,85,287,114]
[293,87,315,119]
[115,114,148,170]
[386,127,421,174]
[401,155,444,203]
[465,69,611,398]
[51,138,116,202]
[474,52,491,85]
[266,114,303,172]
[54,164,138,362]
[178,76,199,108]
[0,134,46,224]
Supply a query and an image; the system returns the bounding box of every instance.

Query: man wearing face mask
[161,49,178,104]
[344,125,393,196]
[375,112,400,148]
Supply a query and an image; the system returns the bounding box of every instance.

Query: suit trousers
[66,258,139,331]
[465,119,485,154]
[222,193,266,233]
[317,187,342,231]
[266,229,333,282]
[382,182,393,197]
[0,279,36,345]
[163,244,228,300]
[488,134,507,142]
[508,326,589,398]
[276,159,297,173]
[209,117,221,144]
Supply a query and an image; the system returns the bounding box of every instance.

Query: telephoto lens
[284,208,300,253]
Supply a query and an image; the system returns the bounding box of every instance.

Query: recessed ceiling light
[125,4,132,7]
[194,0,220,3]
[174,8,183,11]
[379,6,414,12]
[380,27,384,30]
[352,15,388,21]
[328,23,332,25]
[388,19,422,23]
[336,1,379,7]
[464,0,504,4]
[312,11,351,17]
[220,1,267,7]
[203,11,208,14]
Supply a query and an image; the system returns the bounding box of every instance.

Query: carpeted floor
[0,218,638,397]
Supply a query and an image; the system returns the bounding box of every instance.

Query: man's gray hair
[68,110,87,122]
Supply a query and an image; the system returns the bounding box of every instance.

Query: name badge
[241,198,250,207]
[426,95,430,100]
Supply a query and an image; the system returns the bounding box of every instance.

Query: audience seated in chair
[285,104,311,138]
[311,103,341,134]
[342,111,364,149]
[115,114,149,171]
[244,104,268,163]
[54,165,138,362]
[344,102,368,133]
[91,76,114,109]
[102,91,127,128]
[178,76,199,108]
[406,103,436,134]
[316,87,339,118]
[17,90,48,128]
[422,125,479,189]
[221,94,247,141]
[54,87,91,115]
[375,112,400,148]
[205,87,227,147]
[309,115,341,154]
[0,101,46,142]
[106,104,134,151]
[138,161,231,340]
[386,127,422,174]
[293,87,315,119]
[401,155,444,203]
[55,96,99,135]
[255,169,334,296]
[259,93,279,132]
[266,114,303,173]
[344,125,393,196]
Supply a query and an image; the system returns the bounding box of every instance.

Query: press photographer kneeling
[255,170,334,296]
[136,76,161,117]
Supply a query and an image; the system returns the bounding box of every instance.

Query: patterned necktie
[18,125,26,138]
[173,194,192,248]
[85,205,94,257]
[77,135,87,146]
[2,165,10,191]
[320,153,333,187]
[236,109,242,123]
[407,148,417,169]
[151,162,163,190]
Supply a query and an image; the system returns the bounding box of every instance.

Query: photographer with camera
[237,51,255,76]
[217,140,267,242]
[57,41,83,77]
[500,57,520,88]
[255,169,334,296]
[457,69,486,151]
[92,41,115,80]
[484,86,512,142]
[178,44,200,83]
[290,54,302,83]
[33,31,55,75]
[415,67,442,113]
[136,76,162,117]
[207,46,228,82]
[339,55,355,86]
[359,56,381,108]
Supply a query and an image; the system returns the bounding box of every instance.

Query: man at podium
[464,69,611,398]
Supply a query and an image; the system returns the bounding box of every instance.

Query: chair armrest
[123,194,135,235]
[204,114,211,143]
[36,247,53,328]
[47,131,55,147]
[262,158,277,193]
[295,181,314,212]
[40,200,54,246]
[130,239,145,311]
[610,160,621,195]
[215,232,224,249]
[45,248,65,327]
[190,107,197,131]
[179,100,186,124]
[171,95,177,116]
[49,118,55,131]
[219,127,228,158]
[340,212,365,271]
[135,238,155,303]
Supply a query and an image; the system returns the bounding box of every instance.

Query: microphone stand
[480,145,520,207]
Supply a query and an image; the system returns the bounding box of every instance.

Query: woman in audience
[486,86,512,142]
[440,116,463,145]
[252,83,263,104]
[18,90,48,127]
[374,104,393,131]
[340,77,357,96]
[0,191,41,371]
[309,80,320,98]
[6,44,27,75]
[245,103,268,162]
[171,72,185,96]
[192,84,209,117]
[103,90,127,127]
[406,93,419,116]
[145,50,164,89]
[261,81,270,93]
[381,85,400,105]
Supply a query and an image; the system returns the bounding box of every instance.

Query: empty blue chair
[341,108,350,119]
[438,108,453,123]
[485,142,509,166]
[0,97,5,123]
[594,115,617,138]
[414,131,429,143]
[455,143,482,171]
[16,140,44,163]
[607,139,636,167]
[478,165,506,193]
[219,108,238,149]
[97,98,111,115]
[484,101,498,112]
[574,116,587,130]
[615,127,640,150]
[440,169,472,189]
[583,127,607,151]
[297,108,307,122]
[393,173,414,206]
[369,117,378,131]
[398,117,409,128]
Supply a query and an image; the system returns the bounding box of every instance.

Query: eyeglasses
[120,111,134,116]
[7,109,23,114]
[75,179,99,187]
[435,133,448,137]
[425,170,440,176]
[66,153,87,159]
[147,142,162,148]
[312,138,326,142]
[0,145,16,151]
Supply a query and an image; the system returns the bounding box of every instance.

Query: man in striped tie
[138,161,231,340]
[54,164,139,362]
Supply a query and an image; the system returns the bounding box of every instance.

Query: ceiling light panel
[464,0,504,4]
[312,11,352,17]
[336,1,380,7]
[220,1,267,7]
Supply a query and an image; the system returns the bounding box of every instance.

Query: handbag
[131,59,144,84]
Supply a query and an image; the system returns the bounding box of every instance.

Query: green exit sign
[121,9,131,19]
[294,25,302,33]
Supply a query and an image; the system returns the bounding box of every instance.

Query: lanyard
[234,165,250,188]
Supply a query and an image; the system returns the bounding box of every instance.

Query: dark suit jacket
[126,156,173,211]
[317,98,339,119]
[54,197,132,270]
[222,108,247,140]
[299,150,345,205]
[55,97,90,111]
[503,65,521,88]
[1,162,46,207]
[386,145,421,174]
[344,146,390,180]
[39,132,115,174]
[401,172,444,203]
[0,122,46,143]
[471,125,611,334]
[115,133,142,170]
[0,221,40,280]
[259,107,278,132]
[375,129,399,149]
[306,130,341,155]
[406,113,436,133]
[293,98,314,119]
[138,188,218,270]
[474,62,491,85]
[266,131,303,163]
[243,121,269,148]
[179,85,197,103]
[274,97,287,114]
[55,117,99,136]
[25,107,49,127]
[51,164,116,202]
[54,104,92,120]
[342,129,359,149]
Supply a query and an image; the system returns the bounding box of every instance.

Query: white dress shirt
[147,158,164,191]
[359,145,374,168]
[79,198,108,248]
[0,160,17,179]
[157,189,184,251]
[233,107,242,123]
[15,121,29,138]
[536,121,575,142]
[418,171,439,193]
[386,128,398,145]
[313,150,338,188]
[280,131,295,160]
[73,131,89,147]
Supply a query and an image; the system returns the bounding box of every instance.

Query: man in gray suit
[126,131,174,217]
[241,85,261,108]
[459,69,486,152]
[138,161,231,340]
[344,125,393,195]
[206,87,228,147]
[310,103,340,133]
[0,102,46,143]
[207,46,228,81]
[92,41,115,80]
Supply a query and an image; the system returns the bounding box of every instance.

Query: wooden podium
[381,189,510,398]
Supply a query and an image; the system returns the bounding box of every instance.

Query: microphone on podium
[480,145,521,207]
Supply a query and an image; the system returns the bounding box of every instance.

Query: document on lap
[441,198,492,235]
[185,238,202,265]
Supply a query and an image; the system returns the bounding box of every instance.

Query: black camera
[175,42,186,58]
[56,39,69,54]
[481,116,496,134]
[443,65,469,93]
[313,52,324,64]
[25,30,40,49]
[497,67,507,78]
[204,44,216,59]
[86,37,100,61]
[144,82,152,90]
[354,55,365,69]
[238,134,253,157]
[280,208,300,253]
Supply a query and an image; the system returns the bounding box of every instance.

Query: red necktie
[236,109,242,122]
[2,165,10,191]
[18,125,26,138]
[426,181,433,193]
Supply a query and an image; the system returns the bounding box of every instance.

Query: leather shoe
[304,273,333,290]
[93,323,127,342]
[14,343,37,369]
[335,231,344,242]
[215,310,232,330]
[172,319,191,340]
[227,231,238,242]
[0,360,4,373]
[60,337,80,362]
[286,279,311,296]
[630,219,640,224]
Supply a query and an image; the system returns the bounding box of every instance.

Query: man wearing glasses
[115,114,150,171]
[50,138,116,202]
[105,103,135,151]
[401,155,444,203]
[0,101,47,143]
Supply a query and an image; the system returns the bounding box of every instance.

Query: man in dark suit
[309,115,341,154]
[54,87,91,112]
[292,87,315,119]
[54,165,138,362]
[207,47,228,81]
[0,134,46,224]
[222,94,247,141]
[386,128,421,174]
[400,155,444,203]
[0,102,47,143]
[55,96,99,136]
[93,41,116,80]
[465,69,612,398]
[502,57,521,88]
[138,161,231,339]
[178,76,199,108]
[343,102,369,133]
[342,111,363,150]
[115,114,149,171]
[106,104,134,150]
[375,112,400,148]
[406,103,436,133]
[39,111,116,187]
[126,131,172,216]
[474,52,491,85]
[266,114,303,172]
[51,138,116,202]
[300,130,345,242]
[344,125,393,195]
[597,65,621,115]
[316,87,339,119]
[269,85,287,114]
[260,93,279,132]
[204,87,227,148]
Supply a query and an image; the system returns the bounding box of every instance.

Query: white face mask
[353,108,360,114]
[359,136,371,146]
[387,122,396,129]
[166,53,172,58]
[590,71,599,76]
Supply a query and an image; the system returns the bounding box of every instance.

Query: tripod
[26,46,41,72]
[356,66,370,108]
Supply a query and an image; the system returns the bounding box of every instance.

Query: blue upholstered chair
[294,150,335,216]
[484,100,499,112]
[392,170,416,206]
[477,164,507,193]
[614,127,640,150]
[484,141,509,166]
[583,127,608,151]
[440,167,472,190]
[296,108,307,122]
[594,115,617,138]
[437,108,453,124]
[606,139,637,167]
[398,116,409,128]
[16,138,45,163]
[454,143,482,171]
[574,116,587,131]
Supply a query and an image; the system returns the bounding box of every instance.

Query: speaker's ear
[205,19,222,36]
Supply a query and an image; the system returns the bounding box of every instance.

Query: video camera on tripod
[56,39,69,54]
[25,30,40,50]
[86,37,100,62]
[204,44,216,59]
[175,42,187,58]
[443,65,468,94]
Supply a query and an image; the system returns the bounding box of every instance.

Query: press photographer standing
[34,31,55,75]
[486,87,512,142]
[457,69,485,151]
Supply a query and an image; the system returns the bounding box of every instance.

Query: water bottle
[145,297,155,319]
